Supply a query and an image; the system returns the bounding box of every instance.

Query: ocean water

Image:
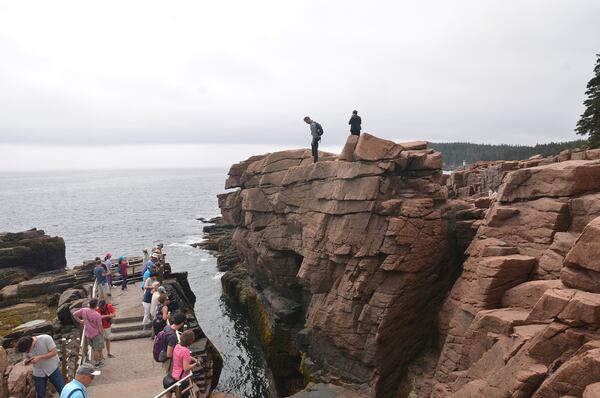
[0,169,276,398]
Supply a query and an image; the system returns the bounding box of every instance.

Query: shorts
[89,334,105,351]
[98,283,110,294]
[103,328,112,339]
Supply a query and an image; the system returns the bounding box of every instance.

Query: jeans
[311,139,319,162]
[142,301,152,325]
[33,367,64,398]
[121,273,128,290]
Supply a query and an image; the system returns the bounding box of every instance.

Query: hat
[118,255,126,261]
[157,286,167,294]
[76,363,101,376]
[151,253,159,259]
[105,253,112,259]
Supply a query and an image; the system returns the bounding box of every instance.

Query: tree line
[430,140,586,168]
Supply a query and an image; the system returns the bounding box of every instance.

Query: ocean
[0,168,276,398]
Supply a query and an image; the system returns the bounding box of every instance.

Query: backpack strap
[66,388,85,398]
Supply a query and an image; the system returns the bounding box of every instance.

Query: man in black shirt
[349,110,362,136]
[163,312,186,371]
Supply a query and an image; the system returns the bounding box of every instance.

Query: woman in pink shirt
[165,330,198,398]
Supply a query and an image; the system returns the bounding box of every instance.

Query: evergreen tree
[576,54,600,148]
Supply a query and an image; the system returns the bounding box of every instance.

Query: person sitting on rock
[348,110,362,136]
[304,116,323,163]
[59,363,100,398]
[16,334,65,398]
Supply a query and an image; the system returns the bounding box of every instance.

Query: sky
[0,0,599,170]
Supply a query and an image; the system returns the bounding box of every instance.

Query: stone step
[110,329,152,341]
[113,315,143,324]
[111,320,145,333]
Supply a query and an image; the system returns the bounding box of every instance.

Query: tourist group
[15,244,199,398]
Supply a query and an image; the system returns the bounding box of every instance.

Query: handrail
[78,280,98,365]
[152,371,194,398]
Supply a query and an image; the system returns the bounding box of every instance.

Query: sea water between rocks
[0,168,276,398]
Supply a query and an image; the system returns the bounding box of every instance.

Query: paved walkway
[86,286,166,397]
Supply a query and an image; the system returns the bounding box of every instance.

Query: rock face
[219,134,478,397]
[0,229,66,289]
[426,159,600,397]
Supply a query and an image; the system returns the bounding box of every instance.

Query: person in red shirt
[96,300,116,358]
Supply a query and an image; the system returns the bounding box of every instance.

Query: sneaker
[94,361,105,369]
[107,353,115,358]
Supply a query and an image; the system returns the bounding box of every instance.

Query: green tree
[576,54,600,148]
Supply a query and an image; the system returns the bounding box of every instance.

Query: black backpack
[315,122,324,137]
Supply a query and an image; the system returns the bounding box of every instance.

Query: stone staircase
[110,315,152,341]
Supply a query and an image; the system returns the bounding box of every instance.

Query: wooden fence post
[60,338,67,382]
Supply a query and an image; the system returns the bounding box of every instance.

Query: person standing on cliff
[16,334,65,398]
[348,110,362,136]
[304,116,323,162]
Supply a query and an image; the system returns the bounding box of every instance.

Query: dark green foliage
[430,140,585,168]
[576,54,600,148]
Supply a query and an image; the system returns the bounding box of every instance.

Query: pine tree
[576,54,600,148]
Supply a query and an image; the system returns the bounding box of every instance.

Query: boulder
[339,135,359,161]
[501,280,564,310]
[353,133,402,161]
[584,382,600,398]
[533,346,600,397]
[6,361,33,397]
[498,160,600,203]
[475,255,537,307]
[2,320,54,348]
[564,216,600,273]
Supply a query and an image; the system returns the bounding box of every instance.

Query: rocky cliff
[0,229,66,290]
[427,158,600,397]
[218,133,600,397]
[218,134,482,397]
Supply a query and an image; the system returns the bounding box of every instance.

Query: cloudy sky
[1,1,599,170]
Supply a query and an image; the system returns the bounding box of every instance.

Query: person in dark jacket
[304,116,322,162]
[349,110,361,136]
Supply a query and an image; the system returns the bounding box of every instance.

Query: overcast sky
[1,1,599,170]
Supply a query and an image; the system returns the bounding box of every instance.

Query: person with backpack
[153,312,186,369]
[304,116,324,162]
[96,299,116,358]
[59,363,100,398]
[348,110,362,136]
[163,330,198,398]
[153,293,171,335]
[16,334,65,398]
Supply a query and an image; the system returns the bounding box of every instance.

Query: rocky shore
[0,230,222,398]
[211,133,600,397]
